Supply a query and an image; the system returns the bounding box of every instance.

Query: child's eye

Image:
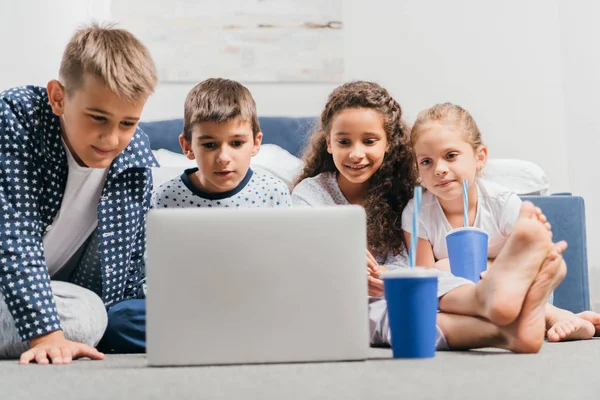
[447,152,459,160]
[231,141,245,148]
[121,121,136,128]
[419,159,432,166]
[337,140,350,146]
[364,139,377,145]
[90,115,107,122]
[201,143,216,149]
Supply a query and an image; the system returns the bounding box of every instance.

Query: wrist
[29,330,64,346]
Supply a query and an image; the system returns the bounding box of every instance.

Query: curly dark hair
[294,81,417,259]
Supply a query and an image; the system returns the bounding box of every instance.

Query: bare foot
[547,315,595,342]
[576,311,600,337]
[478,201,554,325]
[531,206,552,236]
[502,253,567,353]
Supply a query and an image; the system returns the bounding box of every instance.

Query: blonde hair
[182,78,260,141]
[411,103,484,150]
[59,22,157,101]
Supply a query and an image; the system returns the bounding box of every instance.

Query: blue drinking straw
[463,179,469,227]
[409,186,422,268]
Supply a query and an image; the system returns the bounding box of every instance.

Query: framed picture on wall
[112,0,344,83]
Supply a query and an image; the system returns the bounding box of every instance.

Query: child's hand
[366,250,380,278]
[20,330,104,365]
[366,250,388,296]
[367,276,385,297]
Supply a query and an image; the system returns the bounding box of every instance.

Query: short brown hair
[59,22,157,101]
[182,78,260,142]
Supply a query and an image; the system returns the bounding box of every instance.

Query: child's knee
[54,284,108,347]
[72,293,107,347]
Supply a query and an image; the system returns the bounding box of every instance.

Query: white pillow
[252,144,303,190]
[152,148,196,168]
[482,159,549,196]
[150,145,303,190]
[151,149,195,187]
[151,166,185,188]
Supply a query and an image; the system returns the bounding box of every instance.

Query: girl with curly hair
[292,81,416,296]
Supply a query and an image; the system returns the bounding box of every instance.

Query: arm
[400,199,436,268]
[0,96,102,364]
[0,97,60,340]
[290,191,313,207]
[403,231,436,268]
[365,250,385,297]
[290,180,325,207]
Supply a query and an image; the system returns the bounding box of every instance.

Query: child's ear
[476,145,488,171]
[47,80,65,116]
[326,135,332,154]
[179,134,195,160]
[251,131,263,157]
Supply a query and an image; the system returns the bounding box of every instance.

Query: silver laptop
[146,206,370,366]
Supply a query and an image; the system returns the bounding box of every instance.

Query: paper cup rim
[380,269,439,279]
[446,227,489,236]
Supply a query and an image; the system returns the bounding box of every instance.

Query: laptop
[146,206,370,366]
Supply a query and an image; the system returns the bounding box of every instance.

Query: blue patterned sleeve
[124,168,153,299]
[0,97,61,340]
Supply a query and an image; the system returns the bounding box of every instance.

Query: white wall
[0,0,110,90]
[1,0,598,307]
[143,83,335,120]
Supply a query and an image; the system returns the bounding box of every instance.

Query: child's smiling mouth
[344,163,369,170]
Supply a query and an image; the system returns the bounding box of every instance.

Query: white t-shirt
[152,168,291,209]
[402,178,522,260]
[291,172,408,268]
[43,142,109,276]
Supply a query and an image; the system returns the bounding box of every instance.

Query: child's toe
[547,329,559,342]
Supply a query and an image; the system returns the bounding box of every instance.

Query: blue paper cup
[445,227,489,283]
[381,269,439,358]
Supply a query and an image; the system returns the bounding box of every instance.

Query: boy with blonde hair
[102,78,291,353]
[0,23,158,364]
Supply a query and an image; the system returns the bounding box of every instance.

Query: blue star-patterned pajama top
[0,86,158,340]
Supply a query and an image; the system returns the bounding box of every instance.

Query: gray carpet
[2,339,599,400]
